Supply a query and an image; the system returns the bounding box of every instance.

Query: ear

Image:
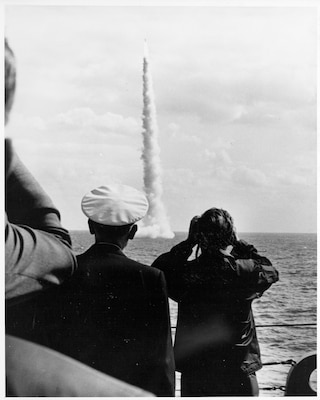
[128,224,138,240]
[88,219,95,234]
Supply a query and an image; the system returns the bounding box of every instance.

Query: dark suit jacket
[14,243,175,396]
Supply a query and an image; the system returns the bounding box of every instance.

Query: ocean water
[70,231,317,397]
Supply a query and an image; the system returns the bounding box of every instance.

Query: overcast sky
[4,4,317,233]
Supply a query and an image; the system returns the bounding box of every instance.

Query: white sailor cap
[81,184,149,226]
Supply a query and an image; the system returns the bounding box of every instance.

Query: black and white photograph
[4,0,317,397]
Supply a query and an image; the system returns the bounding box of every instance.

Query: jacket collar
[92,242,126,257]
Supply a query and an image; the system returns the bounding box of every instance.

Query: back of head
[197,208,236,254]
[90,221,134,241]
[5,39,16,124]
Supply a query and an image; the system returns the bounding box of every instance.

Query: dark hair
[5,38,16,122]
[91,221,134,237]
[197,208,236,253]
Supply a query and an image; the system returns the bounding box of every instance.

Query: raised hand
[186,216,200,246]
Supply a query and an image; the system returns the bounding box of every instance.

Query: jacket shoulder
[121,257,163,280]
[76,247,162,278]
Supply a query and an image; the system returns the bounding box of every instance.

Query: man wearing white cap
[29,184,175,396]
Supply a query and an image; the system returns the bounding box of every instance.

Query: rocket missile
[143,39,149,59]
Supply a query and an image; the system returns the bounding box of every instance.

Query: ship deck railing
[170,322,317,396]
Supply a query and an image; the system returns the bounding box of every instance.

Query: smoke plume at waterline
[138,41,174,239]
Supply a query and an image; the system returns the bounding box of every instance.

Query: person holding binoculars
[152,207,279,397]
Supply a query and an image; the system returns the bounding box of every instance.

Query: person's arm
[152,216,199,301]
[5,140,76,301]
[6,335,154,397]
[231,240,279,298]
[5,217,76,301]
[152,244,191,302]
[5,139,71,241]
[231,238,271,265]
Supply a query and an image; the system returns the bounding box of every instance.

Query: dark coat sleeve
[232,258,279,299]
[230,240,279,298]
[152,240,193,302]
[5,139,76,301]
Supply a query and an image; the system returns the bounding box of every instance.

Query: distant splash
[139,41,174,239]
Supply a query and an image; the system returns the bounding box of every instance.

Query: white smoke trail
[138,41,174,239]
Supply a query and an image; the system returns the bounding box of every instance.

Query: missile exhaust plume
[138,41,174,239]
